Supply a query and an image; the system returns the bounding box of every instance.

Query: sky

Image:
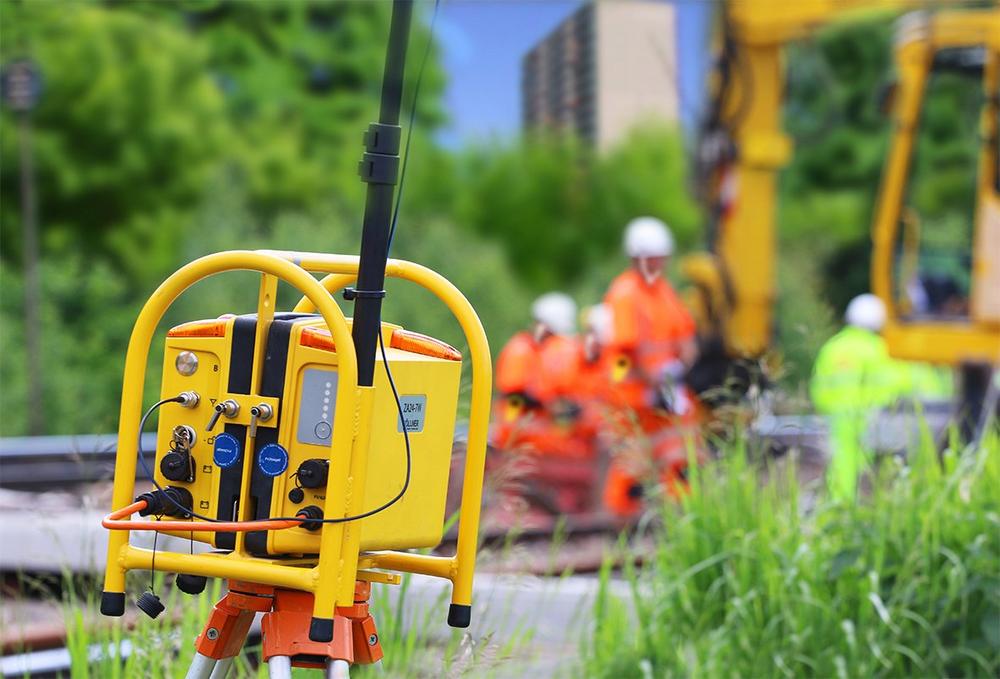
[434,0,714,147]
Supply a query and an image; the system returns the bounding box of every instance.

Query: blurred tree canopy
[0,0,448,435]
[454,125,700,291]
[0,1,231,282]
[0,0,445,286]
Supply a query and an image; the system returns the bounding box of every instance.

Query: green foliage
[0,1,231,283]
[584,435,1000,678]
[133,0,447,214]
[0,1,452,435]
[446,124,701,291]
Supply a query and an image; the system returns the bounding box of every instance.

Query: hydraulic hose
[102,499,306,533]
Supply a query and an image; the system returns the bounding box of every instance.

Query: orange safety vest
[493,331,588,454]
[603,269,695,409]
[604,268,695,372]
[495,331,582,403]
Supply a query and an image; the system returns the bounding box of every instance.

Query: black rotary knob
[296,459,329,489]
[160,451,193,482]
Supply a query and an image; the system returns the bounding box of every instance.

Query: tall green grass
[585,433,1000,678]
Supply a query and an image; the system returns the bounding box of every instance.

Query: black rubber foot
[309,617,334,642]
[100,591,126,617]
[448,603,472,628]
[175,573,208,595]
[136,591,165,619]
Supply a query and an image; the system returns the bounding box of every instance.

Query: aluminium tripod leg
[326,659,351,679]
[266,655,293,679]
[209,657,236,679]
[185,653,219,679]
[185,653,237,679]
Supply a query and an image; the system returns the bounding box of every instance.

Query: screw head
[175,351,199,376]
[206,627,219,640]
[368,633,378,646]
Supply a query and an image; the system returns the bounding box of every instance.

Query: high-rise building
[522,1,678,150]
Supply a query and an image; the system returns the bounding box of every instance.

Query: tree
[446,124,701,292]
[0,1,231,285]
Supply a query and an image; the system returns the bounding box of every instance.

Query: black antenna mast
[350,0,414,387]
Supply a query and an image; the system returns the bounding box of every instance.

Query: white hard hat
[845,293,886,332]
[583,304,613,344]
[624,216,675,258]
[532,292,577,336]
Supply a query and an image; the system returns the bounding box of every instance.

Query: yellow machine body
[102,250,492,629]
[156,316,461,554]
[871,10,1000,365]
[683,0,999,369]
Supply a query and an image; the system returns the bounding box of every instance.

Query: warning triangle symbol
[210,398,217,405]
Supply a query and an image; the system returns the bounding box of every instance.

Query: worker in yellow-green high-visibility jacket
[811,294,907,500]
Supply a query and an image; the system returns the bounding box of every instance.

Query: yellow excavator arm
[871,9,1000,365]
[684,0,998,370]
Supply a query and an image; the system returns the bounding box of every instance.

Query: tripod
[184,580,383,679]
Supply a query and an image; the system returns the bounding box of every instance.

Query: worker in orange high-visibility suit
[491,292,593,517]
[601,217,701,517]
[492,292,586,457]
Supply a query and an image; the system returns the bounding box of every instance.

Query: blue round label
[213,433,241,468]
[258,443,288,477]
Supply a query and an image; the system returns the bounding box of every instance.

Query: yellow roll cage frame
[101,249,492,626]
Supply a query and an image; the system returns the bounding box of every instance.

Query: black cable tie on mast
[364,122,401,153]
[358,122,402,185]
[343,287,386,301]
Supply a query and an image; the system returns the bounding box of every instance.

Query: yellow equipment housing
[101,249,492,632]
[157,316,461,554]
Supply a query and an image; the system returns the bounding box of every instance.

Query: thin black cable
[149,529,159,592]
[136,397,229,523]
[386,0,441,252]
[135,397,183,489]
[269,331,414,524]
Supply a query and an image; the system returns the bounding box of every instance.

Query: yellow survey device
[100,252,492,639]
[157,313,461,554]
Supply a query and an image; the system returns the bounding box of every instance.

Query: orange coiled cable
[103,500,305,533]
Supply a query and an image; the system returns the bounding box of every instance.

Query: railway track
[0,415,831,489]
[0,434,156,489]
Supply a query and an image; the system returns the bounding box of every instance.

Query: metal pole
[184,652,218,679]
[266,655,293,679]
[326,658,351,679]
[209,657,235,679]
[350,0,414,387]
[18,111,43,435]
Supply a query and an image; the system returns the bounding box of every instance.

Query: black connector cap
[448,604,472,628]
[160,451,194,482]
[175,573,208,595]
[297,505,324,531]
[136,487,193,518]
[309,617,334,642]
[100,591,126,617]
[136,591,165,619]
[296,459,329,489]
